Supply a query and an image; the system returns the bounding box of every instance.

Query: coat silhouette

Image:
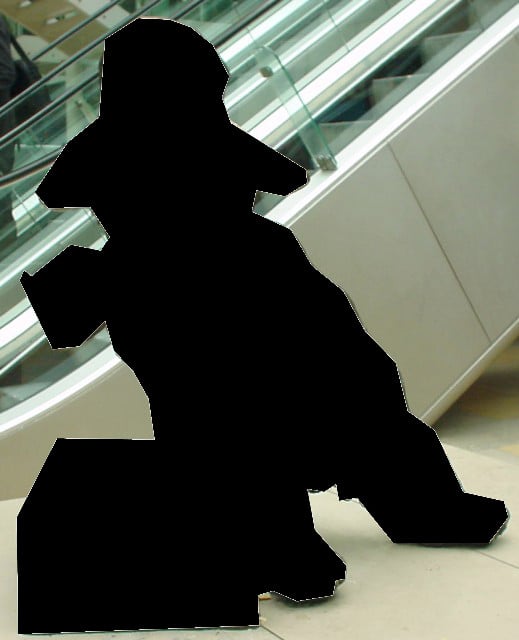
[18,17,507,635]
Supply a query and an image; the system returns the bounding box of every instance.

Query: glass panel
[470,0,518,28]
[0,0,516,413]
[0,0,178,145]
[222,0,421,163]
[0,195,106,388]
[223,0,359,131]
[0,0,297,264]
[0,0,284,400]
[226,0,515,218]
[0,167,50,260]
[2,78,100,173]
[0,0,285,176]
[0,328,111,411]
[179,0,263,41]
[315,0,488,158]
[254,44,337,171]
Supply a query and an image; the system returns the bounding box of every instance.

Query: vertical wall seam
[387,143,492,344]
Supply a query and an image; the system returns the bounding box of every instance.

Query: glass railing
[0,0,347,318]
[0,0,516,417]
[2,0,340,183]
[1,0,292,165]
[0,325,112,413]
[0,170,106,410]
[232,0,517,217]
[311,0,517,155]
[0,0,297,408]
[0,1,200,143]
[0,0,293,257]
[222,0,408,132]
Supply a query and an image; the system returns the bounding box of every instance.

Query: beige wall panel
[291,145,490,417]
[390,36,519,340]
[0,362,153,500]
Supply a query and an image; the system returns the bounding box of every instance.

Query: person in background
[0,13,16,248]
[0,14,20,390]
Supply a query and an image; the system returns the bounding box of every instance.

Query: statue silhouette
[18,17,507,635]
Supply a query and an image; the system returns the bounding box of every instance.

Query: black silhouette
[18,17,507,635]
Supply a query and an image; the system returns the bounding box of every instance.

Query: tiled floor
[2,342,519,639]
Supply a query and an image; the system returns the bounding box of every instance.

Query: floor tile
[3,438,519,639]
[443,444,519,568]
[260,490,519,640]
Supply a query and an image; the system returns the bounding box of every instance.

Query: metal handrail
[0,74,93,150]
[0,152,58,189]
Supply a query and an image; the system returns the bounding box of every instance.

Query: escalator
[0,0,297,348]
[0,0,517,499]
[0,0,329,414]
[260,0,519,420]
[1,0,285,178]
[0,0,392,393]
